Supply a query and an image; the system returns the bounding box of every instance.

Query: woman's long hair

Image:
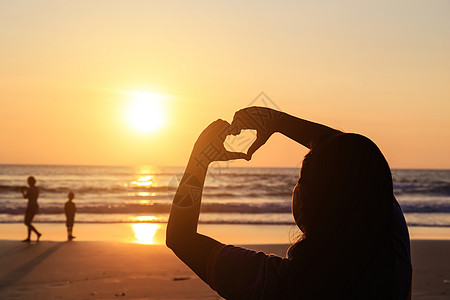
[287,133,394,299]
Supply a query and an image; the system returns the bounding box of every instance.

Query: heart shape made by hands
[223,129,257,157]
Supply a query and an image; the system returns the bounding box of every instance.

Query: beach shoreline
[1,223,450,245]
[0,223,298,245]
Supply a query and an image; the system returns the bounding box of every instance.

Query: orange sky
[1,1,449,169]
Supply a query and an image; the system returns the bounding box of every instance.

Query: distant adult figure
[166,107,412,299]
[21,176,42,242]
[64,191,76,241]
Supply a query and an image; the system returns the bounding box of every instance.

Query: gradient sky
[1,1,449,169]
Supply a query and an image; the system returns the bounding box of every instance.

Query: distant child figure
[64,192,76,241]
[21,176,42,242]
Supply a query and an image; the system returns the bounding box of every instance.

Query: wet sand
[0,224,449,299]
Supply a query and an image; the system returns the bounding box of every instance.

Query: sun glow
[126,91,166,133]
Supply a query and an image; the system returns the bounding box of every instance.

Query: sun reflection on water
[134,216,157,222]
[131,175,154,187]
[131,223,161,244]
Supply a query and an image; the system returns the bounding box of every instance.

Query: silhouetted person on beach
[21,176,42,242]
[166,107,412,299]
[64,191,76,241]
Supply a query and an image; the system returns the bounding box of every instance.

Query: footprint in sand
[172,277,191,281]
[48,281,71,288]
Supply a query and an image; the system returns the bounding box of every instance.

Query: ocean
[1,165,449,228]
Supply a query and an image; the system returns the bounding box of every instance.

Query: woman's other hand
[192,119,247,167]
[231,107,283,160]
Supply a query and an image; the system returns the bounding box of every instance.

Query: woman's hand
[192,119,247,168]
[21,187,27,197]
[230,107,283,160]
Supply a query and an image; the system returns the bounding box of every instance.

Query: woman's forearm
[231,107,342,157]
[166,152,223,282]
[277,112,342,148]
[166,119,247,282]
[166,153,207,247]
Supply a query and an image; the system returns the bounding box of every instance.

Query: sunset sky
[1,1,449,169]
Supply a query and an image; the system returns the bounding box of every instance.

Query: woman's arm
[277,111,342,148]
[166,119,246,283]
[231,106,342,159]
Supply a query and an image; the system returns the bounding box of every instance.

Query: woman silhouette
[166,107,412,299]
[21,176,42,242]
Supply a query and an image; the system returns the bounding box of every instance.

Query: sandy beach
[0,240,221,299]
[0,224,449,299]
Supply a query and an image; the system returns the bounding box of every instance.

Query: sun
[126,91,165,133]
